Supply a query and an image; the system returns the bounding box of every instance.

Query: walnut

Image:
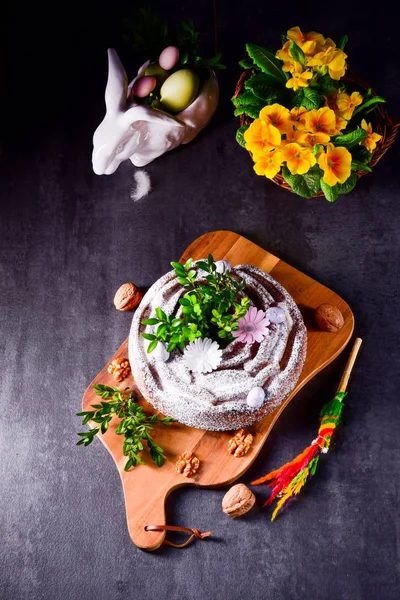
[315,303,344,332]
[107,357,131,382]
[222,483,256,518]
[228,428,254,457]
[176,450,200,477]
[113,283,143,311]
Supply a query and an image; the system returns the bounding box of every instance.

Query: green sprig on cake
[234,26,386,201]
[142,255,250,354]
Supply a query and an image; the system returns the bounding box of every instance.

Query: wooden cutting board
[82,230,354,551]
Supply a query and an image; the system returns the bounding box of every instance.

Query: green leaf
[316,74,341,94]
[155,307,167,321]
[142,333,156,341]
[301,88,321,110]
[141,318,159,325]
[351,160,372,173]
[289,41,305,66]
[353,96,386,117]
[171,261,185,274]
[232,90,261,108]
[182,306,192,314]
[337,172,357,194]
[147,339,159,353]
[195,261,209,272]
[236,125,249,148]
[234,105,264,120]
[332,129,367,148]
[282,165,322,198]
[320,179,339,202]
[337,35,348,51]
[245,43,286,83]
[239,57,255,69]
[244,73,281,99]
[177,277,189,286]
[292,89,304,107]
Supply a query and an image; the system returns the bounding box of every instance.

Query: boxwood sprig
[76,384,174,471]
[142,255,250,353]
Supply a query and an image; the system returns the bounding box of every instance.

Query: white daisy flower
[183,338,223,373]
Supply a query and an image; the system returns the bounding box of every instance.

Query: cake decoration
[129,255,307,430]
[182,338,223,373]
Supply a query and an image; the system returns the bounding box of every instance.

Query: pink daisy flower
[232,307,270,344]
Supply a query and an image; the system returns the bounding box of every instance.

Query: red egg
[159,46,180,71]
[132,76,157,98]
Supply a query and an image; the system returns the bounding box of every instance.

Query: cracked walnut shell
[108,357,131,382]
[228,428,254,457]
[176,451,200,477]
[222,484,256,518]
[114,283,143,311]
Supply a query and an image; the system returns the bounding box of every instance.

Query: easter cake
[128,259,307,431]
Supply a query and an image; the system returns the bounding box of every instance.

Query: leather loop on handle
[144,525,212,548]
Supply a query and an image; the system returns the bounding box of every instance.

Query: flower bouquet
[233,27,399,201]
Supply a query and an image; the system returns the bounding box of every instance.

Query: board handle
[144,524,212,548]
[337,337,362,393]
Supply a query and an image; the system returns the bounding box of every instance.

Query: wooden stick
[337,337,363,393]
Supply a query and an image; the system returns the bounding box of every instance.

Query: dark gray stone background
[1,1,399,598]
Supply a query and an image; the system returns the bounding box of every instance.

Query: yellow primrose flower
[360,119,383,152]
[336,91,363,120]
[282,142,316,175]
[254,150,284,179]
[318,143,352,186]
[244,120,282,156]
[259,103,292,135]
[286,65,313,91]
[305,107,337,135]
[289,106,308,130]
[276,42,295,72]
[308,47,347,79]
[296,131,331,147]
[323,91,348,132]
[287,26,325,56]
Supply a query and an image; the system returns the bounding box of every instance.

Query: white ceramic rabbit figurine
[92,49,219,174]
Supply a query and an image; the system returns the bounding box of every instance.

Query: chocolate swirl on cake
[129,264,307,431]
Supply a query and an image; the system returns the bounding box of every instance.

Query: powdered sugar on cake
[129,264,307,431]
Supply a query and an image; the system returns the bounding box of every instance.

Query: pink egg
[132,76,157,98]
[159,46,180,71]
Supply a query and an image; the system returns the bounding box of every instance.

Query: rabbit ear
[105,48,128,115]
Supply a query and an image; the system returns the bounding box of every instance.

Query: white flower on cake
[183,338,223,373]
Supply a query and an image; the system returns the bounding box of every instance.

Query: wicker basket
[234,69,399,197]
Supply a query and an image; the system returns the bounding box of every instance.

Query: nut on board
[315,303,344,332]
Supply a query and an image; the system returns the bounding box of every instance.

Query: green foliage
[337,35,348,51]
[320,172,357,202]
[282,165,322,198]
[332,129,368,148]
[245,43,287,83]
[142,255,250,352]
[122,6,225,69]
[77,385,174,471]
[289,41,305,66]
[234,105,264,120]
[244,73,282,103]
[239,57,255,69]
[353,95,386,117]
[351,160,372,173]
[236,125,249,148]
[320,179,339,202]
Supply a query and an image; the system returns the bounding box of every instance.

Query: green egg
[160,69,200,113]
[144,63,169,88]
